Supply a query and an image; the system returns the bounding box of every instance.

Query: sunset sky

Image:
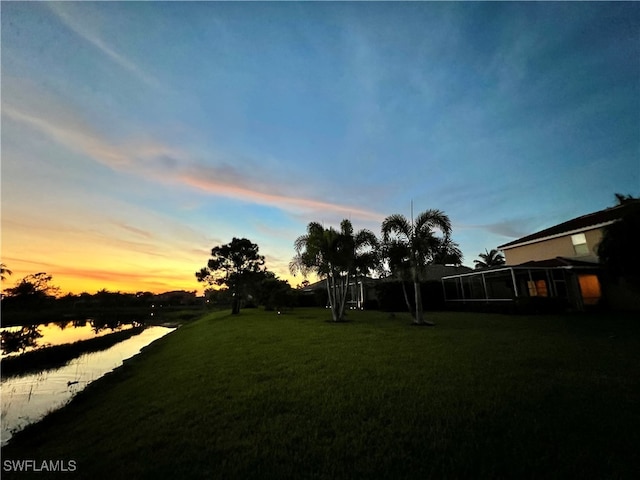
[2,2,638,295]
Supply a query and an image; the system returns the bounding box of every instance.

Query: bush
[375,280,445,312]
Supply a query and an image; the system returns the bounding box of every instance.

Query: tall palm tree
[474,249,505,269]
[1,263,12,282]
[380,238,415,316]
[382,209,452,325]
[290,220,354,322]
[351,227,379,309]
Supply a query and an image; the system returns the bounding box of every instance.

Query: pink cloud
[176,165,382,221]
[4,80,382,223]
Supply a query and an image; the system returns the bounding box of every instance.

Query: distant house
[442,202,637,311]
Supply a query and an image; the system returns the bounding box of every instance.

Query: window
[527,279,548,297]
[578,274,601,305]
[571,233,589,256]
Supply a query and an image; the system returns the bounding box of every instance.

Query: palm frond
[381,214,412,242]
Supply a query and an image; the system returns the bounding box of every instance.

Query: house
[497,203,628,265]
[442,201,638,311]
[300,265,473,310]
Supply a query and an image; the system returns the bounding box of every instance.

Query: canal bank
[1,326,176,445]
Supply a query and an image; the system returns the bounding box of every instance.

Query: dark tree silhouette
[4,272,60,305]
[196,238,266,314]
[474,249,506,269]
[1,263,12,282]
[382,209,452,325]
[290,220,356,322]
[597,194,640,285]
[350,226,379,309]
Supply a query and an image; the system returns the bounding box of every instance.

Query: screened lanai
[441,259,602,310]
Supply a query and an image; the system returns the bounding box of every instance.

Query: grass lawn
[2,308,639,479]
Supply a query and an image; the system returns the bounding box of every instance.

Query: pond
[1,325,175,446]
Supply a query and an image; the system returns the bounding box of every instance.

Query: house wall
[503,227,604,265]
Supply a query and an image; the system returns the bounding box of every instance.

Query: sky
[1,1,639,295]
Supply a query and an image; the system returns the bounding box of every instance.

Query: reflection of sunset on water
[0,322,136,358]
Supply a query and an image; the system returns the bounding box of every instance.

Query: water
[0,326,175,446]
[1,320,138,358]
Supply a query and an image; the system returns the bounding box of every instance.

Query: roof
[516,257,599,268]
[441,257,601,280]
[423,264,474,280]
[498,201,638,250]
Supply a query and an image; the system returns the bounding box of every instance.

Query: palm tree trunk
[337,273,350,321]
[401,281,414,319]
[354,274,360,309]
[413,279,423,324]
[413,280,435,326]
[325,276,337,322]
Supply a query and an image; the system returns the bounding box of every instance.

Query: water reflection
[1,326,175,446]
[1,319,142,358]
[0,326,43,355]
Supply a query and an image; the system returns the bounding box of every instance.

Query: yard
[2,308,639,479]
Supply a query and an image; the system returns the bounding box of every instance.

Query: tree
[3,272,60,309]
[381,209,452,325]
[474,249,505,269]
[290,220,355,322]
[196,238,266,314]
[597,194,640,285]
[257,273,293,311]
[614,193,637,205]
[431,236,464,266]
[351,226,379,309]
[379,238,415,316]
[5,272,59,298]
[1,263,12,282]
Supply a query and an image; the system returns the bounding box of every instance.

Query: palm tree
[431,236,464,266]
[474,249,505,269]
[290,220,354,322]
[1,263,12,282]
[380,238,415,316]
[381,209,452,325]
[351,227,379,309]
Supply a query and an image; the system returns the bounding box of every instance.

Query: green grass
[2,309,639,479]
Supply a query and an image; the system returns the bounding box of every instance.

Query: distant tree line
[0,272,199,326]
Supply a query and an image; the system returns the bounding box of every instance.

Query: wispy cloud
[112,222,154,240]
[457,217,543,240]
[3,81,382,223]
[3,105,131,169]
[47,3,163,90]
[176,164,382,221]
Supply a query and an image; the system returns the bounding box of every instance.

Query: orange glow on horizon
[1,258,309,297]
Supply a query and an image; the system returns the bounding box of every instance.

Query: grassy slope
[2,309,639,479]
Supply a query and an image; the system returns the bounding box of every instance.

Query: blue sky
[2,1,639,294]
